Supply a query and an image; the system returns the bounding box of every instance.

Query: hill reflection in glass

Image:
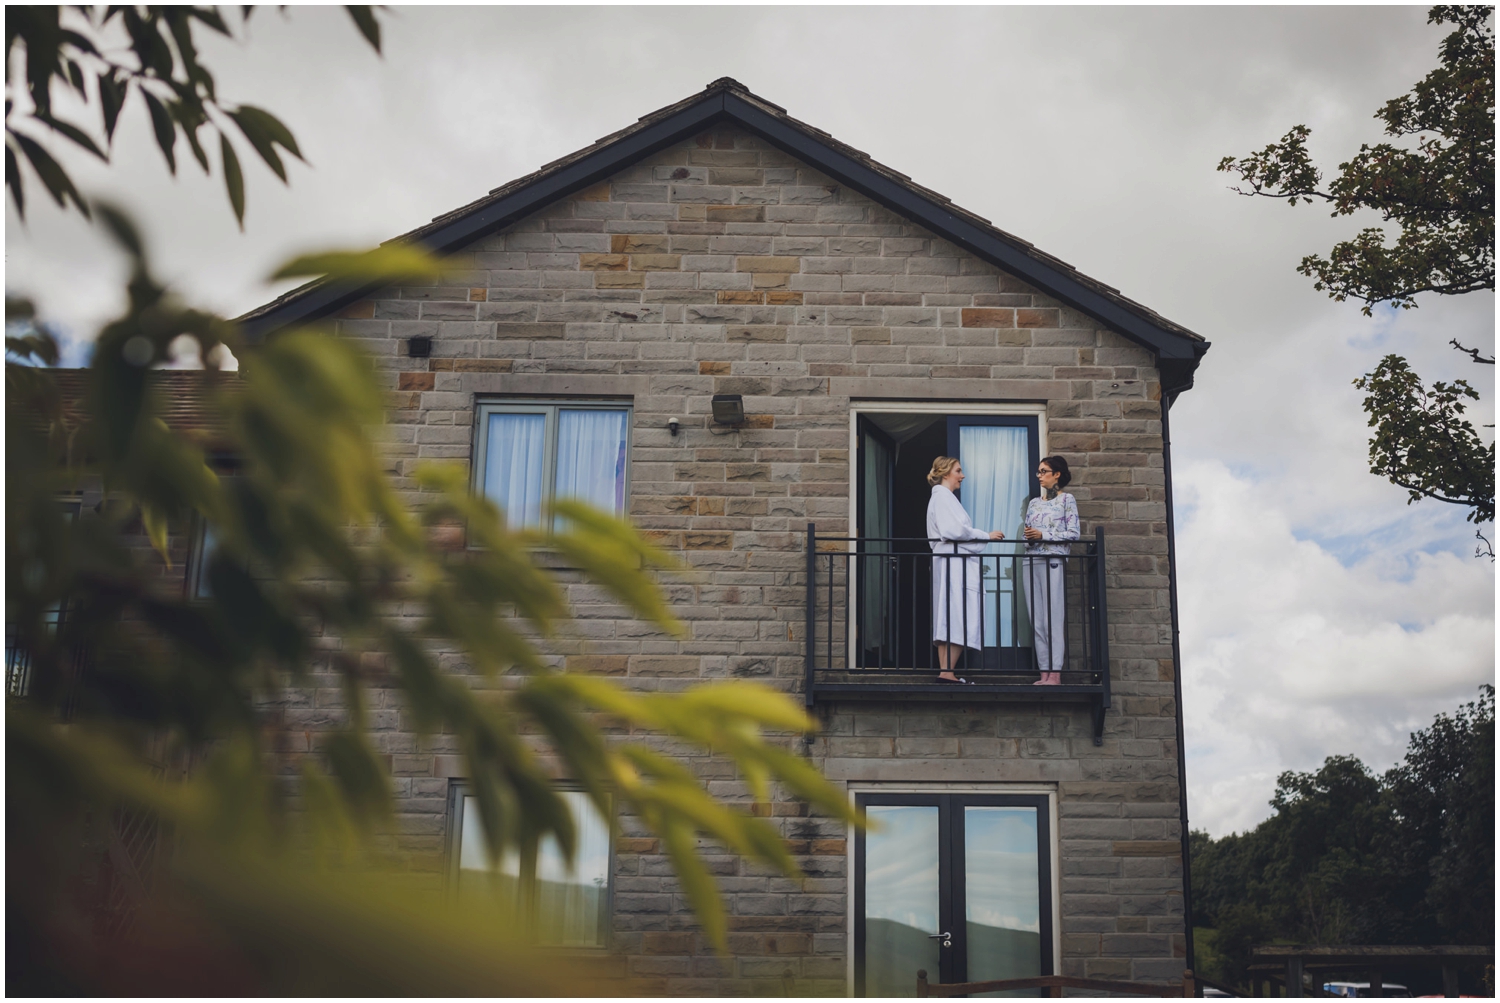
[457,792,610,947]
[965,806,1041,996]
[864,805,941,996]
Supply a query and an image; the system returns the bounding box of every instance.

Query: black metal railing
[6,605,91,717]
[5,619,32,698]
[804,524,1112,737]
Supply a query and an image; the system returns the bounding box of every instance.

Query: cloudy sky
[6,6,1494,836]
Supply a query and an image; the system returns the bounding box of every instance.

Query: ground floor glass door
[855,792,1052,997]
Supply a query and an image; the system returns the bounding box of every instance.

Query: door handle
[927,931,953,948]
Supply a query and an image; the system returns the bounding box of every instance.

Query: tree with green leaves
[6,8,857,994]
[1218,6,1495,538]
[1191,687,1495,993]
[5,5,381,226]
[1353,355,1494,524]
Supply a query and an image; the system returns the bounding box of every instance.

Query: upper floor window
[449,784,612,948]
[473,401,631,530]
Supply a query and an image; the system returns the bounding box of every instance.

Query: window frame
[184,458,240,602]
[185,514,218,601]
[851,790,1056,996]
[445,778,615,951]
[470,398,634,531]
[7,497,82,697]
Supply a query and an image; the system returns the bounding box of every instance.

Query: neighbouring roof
[240,77,1209,394]
[39,369,239,446]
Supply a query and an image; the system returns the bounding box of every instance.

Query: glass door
[855,793,1053,996]
[856,417,897,667]
[946,417,1039,667]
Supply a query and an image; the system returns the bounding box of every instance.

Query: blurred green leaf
[227,104,301,182]
[270,245,445,284]
[221,132,245,227]
[5,143,24,218]
[345,6,382,53]
[34,111,106,159]
[10,130,90,216]
[142,89,177,173]
[6,6,386,225]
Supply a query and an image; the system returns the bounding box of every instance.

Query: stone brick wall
[315,126,1184,994]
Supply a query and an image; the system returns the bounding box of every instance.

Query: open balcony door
[948,416,1039,657]
[855,412,1040,672]
[856,416,897,667]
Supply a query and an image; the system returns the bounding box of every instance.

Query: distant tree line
[1190,686,1494,991]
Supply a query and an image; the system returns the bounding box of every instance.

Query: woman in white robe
[925,456,1006,683]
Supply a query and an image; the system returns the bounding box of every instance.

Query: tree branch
[1450,338,1496,364]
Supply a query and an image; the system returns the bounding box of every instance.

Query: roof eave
[240,86,1208,394]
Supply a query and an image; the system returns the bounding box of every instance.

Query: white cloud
[1178,459,1494,836]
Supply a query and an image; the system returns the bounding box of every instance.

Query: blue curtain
[959,425,1030,646]
[484,412,546,528]
[555,409,628,515]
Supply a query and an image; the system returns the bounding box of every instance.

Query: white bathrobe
[927,485,990,650]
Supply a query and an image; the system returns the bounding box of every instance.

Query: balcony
[802,526,1112,744]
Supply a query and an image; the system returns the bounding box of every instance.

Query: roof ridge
[237,79,1206,391]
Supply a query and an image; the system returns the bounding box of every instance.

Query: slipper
[938,676,974,685]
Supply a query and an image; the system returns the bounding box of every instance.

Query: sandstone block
[708,205,765,223]
[631,254,683,271]
[493,323,565,339]
[596,272,647,289]
[961,307,1016,328]
[735,256,802,273]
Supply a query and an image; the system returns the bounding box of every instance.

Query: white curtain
[484,412,546,528]
[958,425,1029,544]
[554,409,628,515]
[959,425,1031,646]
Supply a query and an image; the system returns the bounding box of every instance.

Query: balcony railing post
[1094,526,1111,710]
[805,523,816,709]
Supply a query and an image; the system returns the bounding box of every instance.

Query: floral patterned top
[1024,492,1080,556]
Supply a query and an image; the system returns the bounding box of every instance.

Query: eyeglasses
[1036,468,1054,476]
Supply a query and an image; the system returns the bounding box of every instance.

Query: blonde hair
[927,455,960,487]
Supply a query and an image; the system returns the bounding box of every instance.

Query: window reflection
[965,806,1041,996]
[456,790,610,948]
[863,805,942,997]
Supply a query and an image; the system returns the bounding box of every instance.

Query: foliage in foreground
[5,5,383,226]
[5,209,857,994]
[1190,687,1495,989]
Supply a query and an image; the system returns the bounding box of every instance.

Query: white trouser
[1022,555,1067,674]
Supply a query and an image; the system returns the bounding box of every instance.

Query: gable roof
[241,78,1209,395]
[29,369,239,449]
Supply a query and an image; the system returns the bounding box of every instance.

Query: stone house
[236,78,1211,995]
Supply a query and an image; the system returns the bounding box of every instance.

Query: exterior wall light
[711,394,746,426]
[668,417,680,436]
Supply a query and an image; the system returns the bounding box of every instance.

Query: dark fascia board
[242,90,1208,390]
